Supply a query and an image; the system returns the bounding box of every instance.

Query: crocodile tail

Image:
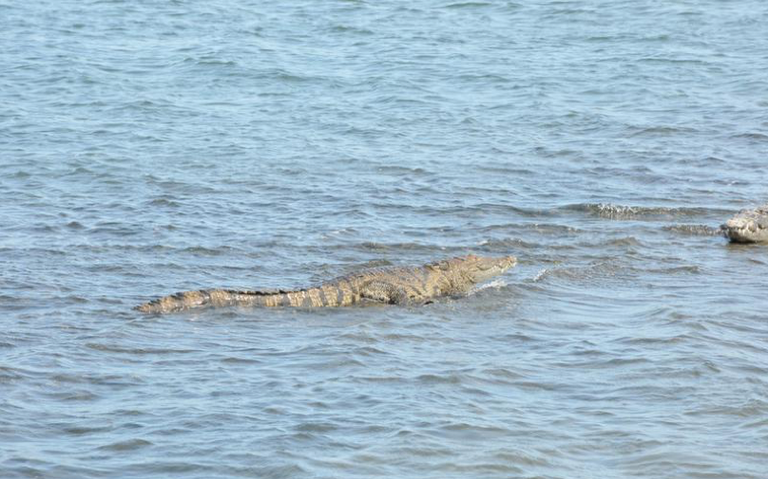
[235,285,357,308]
[134,289,234,314]
[135,284,357,313]
[134,288,322,313]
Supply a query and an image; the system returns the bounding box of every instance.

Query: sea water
[2,1,767,478]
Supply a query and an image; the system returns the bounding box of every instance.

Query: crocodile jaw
[467,255,518,283]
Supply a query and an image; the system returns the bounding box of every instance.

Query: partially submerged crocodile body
[136,254,517,314]
[721,203,768,243]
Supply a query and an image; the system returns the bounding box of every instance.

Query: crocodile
[721,203,768,243]
[135,254,517,314]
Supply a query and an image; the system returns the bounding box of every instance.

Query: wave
[663,224,724,237]
[562,203,721,220]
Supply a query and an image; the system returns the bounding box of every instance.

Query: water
[2,0,768,477]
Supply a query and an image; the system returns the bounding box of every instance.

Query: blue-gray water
[2,1,768,478]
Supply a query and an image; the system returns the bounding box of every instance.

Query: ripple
[663,224,724,236]
[733,132,768,142]
[85,343,199,355]
[563,203,718,220]
[442,2,493,9]
[3,0,768,478]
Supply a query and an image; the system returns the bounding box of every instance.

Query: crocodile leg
[360,281,410,305]
[359,281,434,306]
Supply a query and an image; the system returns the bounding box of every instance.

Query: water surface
[2,1,768,478]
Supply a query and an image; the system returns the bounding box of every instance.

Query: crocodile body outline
[135,254,517,314]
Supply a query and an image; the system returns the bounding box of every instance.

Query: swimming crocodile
[721,203,768,243]
[135,254,517,314]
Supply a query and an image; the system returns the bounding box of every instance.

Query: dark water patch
[147,197,182,207]
[732,132,768,142]
[596,236,641,247]
[642,265,702,275]
[626,125,700,137]
[357,241,446,253]
[0,366,29,383]
[415,373,463,385]
[85,343,199,355]
[685,400,768,418]
[127,461,221,476]
[554,356,651,369]
[329,24,375,36]
[219,355,263,365]
[442,2,493,9]
[474,164,535,176]
[97,438,153,452]
[65,220,86,230]
[531,260,635,284]
[478,237,554,250]
[674,156,727,167]
[615,335,694,347]
[350,346,389,357]
[58,424,114,436]
[179,245,244,257]
[480,368,525,382]
[480,222,583,234]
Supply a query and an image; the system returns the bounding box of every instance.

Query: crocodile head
[721,204,768,243]
[434,254,517,283]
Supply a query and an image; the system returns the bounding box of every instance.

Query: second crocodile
[721,203,768,243]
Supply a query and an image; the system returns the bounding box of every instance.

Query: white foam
[533,269,549,282]
[470,278,507,295]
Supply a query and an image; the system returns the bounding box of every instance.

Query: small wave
[475,164,534,175]
[637,56,708,65]
[563,203,714,220]
[415,373,463,385]
[0,366,28,383]
[532,268,549,282]
[600,236,641,247]
[358,241,437,252]
[85,343,198,355]
[329,24,374,35]
[375,165,430,176]
[479,223,582,234]
[732,132,768,142]
[148,198,181,207]
[65,221,85,230]
[663,224,723,237]
[529,260,631,284]
[180,246,240,256]
[470,278,507,294]
[627,125,699,137]
[645,265,701,275]
[219,356,263,365]
[442,2,493,8]
[477,238,544,249]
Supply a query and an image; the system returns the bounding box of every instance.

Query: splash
[470,278,508,295]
